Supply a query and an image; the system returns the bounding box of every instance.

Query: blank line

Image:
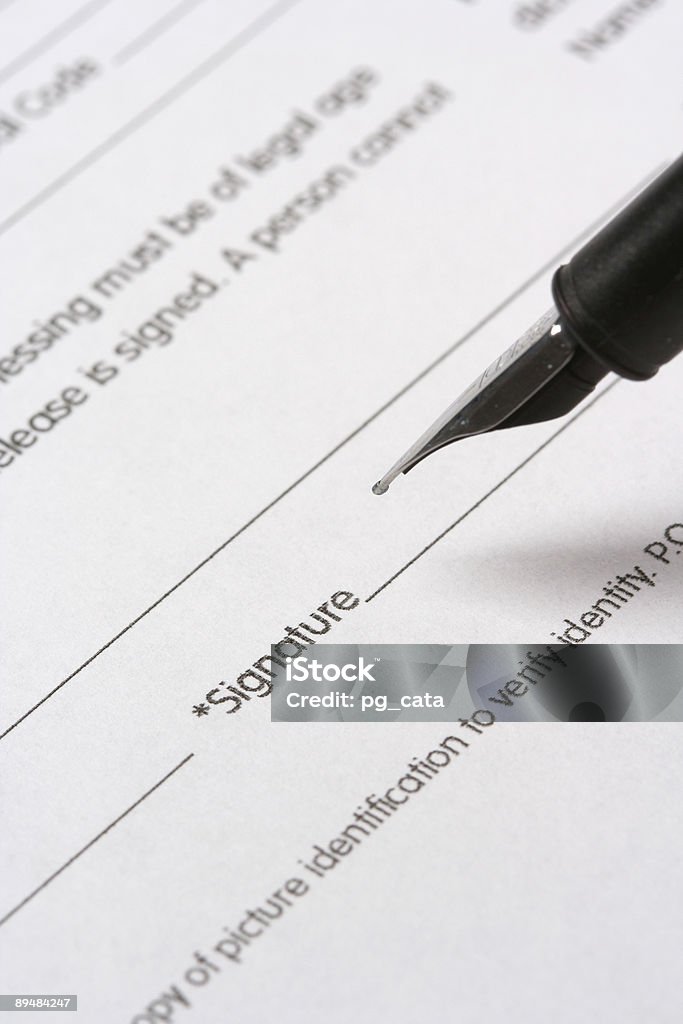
[114,0,208,65]
[0,0,303,238]
[0,165,660,743]
[365,382,619,603]
[0,0,116,89]
[0,753,194,929]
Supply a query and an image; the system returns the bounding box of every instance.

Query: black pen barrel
[552,154,683,380]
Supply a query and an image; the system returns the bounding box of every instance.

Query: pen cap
[552,154,683,380]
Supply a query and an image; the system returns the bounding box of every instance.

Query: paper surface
[1,1,682,1021]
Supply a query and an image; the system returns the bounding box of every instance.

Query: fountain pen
[372,153,683,495]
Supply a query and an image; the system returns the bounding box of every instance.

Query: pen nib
[372,307,575,494]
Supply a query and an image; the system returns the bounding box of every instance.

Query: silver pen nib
[372,307,576,494]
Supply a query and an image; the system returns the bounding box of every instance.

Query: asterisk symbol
[192,703,210,717]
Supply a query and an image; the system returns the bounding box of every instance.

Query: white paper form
[1,1,682,1021]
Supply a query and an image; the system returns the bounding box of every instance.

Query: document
[1,1,681,1020]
